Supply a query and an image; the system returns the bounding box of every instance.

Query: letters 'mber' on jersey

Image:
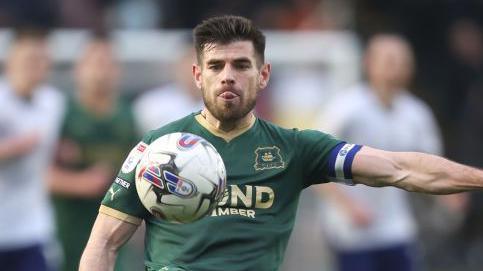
[100,113,362,271]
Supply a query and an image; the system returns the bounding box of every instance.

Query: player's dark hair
[193,15,266,65]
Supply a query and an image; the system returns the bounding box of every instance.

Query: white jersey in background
[317,83,442,251]
[0,81,65,249]
[133,83,203,134]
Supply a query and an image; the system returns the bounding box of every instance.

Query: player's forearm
[47,166,91,196]
[80,213,138,271]
[0,143,14,161]
[0,133,39,161]
[0,139,29,160]
[352,147,483,194]
[79,240,117,271]
[394,152,483,194]
[47,165,111,197]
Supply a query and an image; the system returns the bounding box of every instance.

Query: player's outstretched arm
[352,146,483,194]
[79,212,138,271]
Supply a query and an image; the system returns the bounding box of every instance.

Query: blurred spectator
[314,34,442,271]
[133,43,203,134]
[0,29,65,271]
[47,35,141,271]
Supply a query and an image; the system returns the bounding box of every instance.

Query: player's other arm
[352,146,483,194]
[79,212,138,271]
[47,164,112,198]
[0,132,40,161]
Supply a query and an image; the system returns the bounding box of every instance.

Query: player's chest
[212,141,299,206]
[214,140,293,182]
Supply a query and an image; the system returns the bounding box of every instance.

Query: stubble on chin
[218,100,256,122]
[201,88,256,122]
[209,101,238,122]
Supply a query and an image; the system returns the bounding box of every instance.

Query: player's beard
[202,87,257,122]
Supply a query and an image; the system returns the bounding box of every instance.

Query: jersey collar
[194,111,256,142]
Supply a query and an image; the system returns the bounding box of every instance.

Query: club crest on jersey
[121,142,148,173]
[177,134,202,150]
[254,146,285,171]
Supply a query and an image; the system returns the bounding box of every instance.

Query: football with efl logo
[135,132,226,223]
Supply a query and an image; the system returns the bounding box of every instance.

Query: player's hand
[0,131,41,160]
[345,202,374,228]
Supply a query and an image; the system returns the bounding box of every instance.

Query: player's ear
[258,63,271,90]
[193,64,202,89]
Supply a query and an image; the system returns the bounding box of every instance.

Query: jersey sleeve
[100,133,153,225]
[296,129,362,187]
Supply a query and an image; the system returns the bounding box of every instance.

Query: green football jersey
[52,97,139,271]
[101,112,357,271]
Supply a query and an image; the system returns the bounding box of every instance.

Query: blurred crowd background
[1,1,483,271]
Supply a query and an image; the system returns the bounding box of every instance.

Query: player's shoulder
[37,84,63,96]
[343,84,375,106]
[0,80,62,100]
[398,91,434,116]
[34,84,67,112]
[114,96,136,119]
[256,118,334,142]
[257,117,297,136]
[142,113,197,143]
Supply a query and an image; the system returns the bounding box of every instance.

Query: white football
[135,132,226,223]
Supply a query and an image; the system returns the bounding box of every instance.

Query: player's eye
[235,62,251,70]
[208,64,223,71]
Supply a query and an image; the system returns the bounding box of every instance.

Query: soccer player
[80,15,483,271]
[0,29,65,271]
[47,35,141,271]
[315,34,442,271]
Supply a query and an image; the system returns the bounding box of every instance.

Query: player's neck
[8,78,36,101]
[78,88,116,117]
[199,109,255,137]
[370,82,396,108]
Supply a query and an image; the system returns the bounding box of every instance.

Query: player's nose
[220,65,235,85]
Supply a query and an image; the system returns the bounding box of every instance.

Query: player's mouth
[218,90,240,102]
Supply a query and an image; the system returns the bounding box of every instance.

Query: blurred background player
[46,35,142,271]
[133,41,203,134]
[315,34,442,271]
[0,29,65,271]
